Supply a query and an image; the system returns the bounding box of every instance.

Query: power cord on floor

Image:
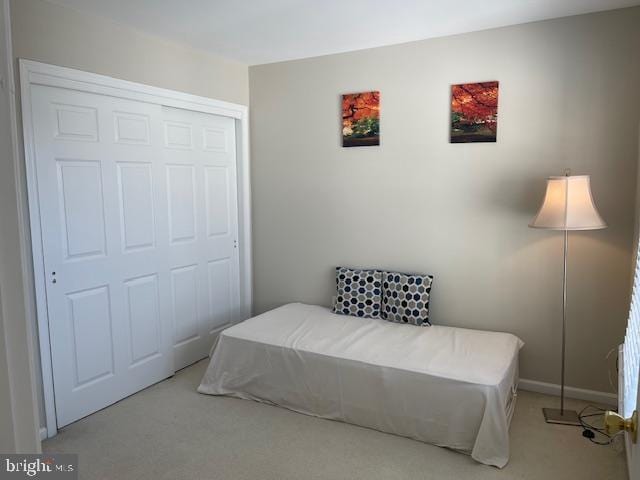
[579,405,620,446]
[578,346,624,448]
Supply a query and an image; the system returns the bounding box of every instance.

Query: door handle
[604,410,637,442]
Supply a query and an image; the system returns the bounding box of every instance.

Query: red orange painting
[450,81,499,143]
[342,91,380,147]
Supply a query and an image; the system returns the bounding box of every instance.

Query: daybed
[198,303,523,467]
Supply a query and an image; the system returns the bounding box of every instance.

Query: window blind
[623,247,640,417]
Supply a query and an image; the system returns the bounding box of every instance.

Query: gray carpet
[44,360,627,479]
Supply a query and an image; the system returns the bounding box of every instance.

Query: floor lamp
[529,171,607,425]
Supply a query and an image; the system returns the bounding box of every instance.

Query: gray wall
[10,0,249,105]
[9,0,250,432]
[249,8,640,393]
[0,0,40,452]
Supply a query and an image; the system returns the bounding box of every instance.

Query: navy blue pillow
[381,272,433,326]
[333,267,382,319]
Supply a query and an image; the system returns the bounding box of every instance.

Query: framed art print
[342,91,380,147]
[450,81,499,143]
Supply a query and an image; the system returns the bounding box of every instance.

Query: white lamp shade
[529,175,606,230]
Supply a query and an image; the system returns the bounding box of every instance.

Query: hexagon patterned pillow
[381,272,433,326]
[333,267,383,319]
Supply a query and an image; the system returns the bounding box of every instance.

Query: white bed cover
[198,303,524,467]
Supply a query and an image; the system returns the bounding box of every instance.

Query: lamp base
[542,408,581,426]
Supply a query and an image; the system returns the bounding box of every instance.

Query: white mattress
[198,303,524,467]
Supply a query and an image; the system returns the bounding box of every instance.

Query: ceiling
[46,0,640,65]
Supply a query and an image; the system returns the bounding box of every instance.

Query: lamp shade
[529,175,606,230]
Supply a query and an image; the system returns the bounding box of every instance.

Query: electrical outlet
[331,295,337,305]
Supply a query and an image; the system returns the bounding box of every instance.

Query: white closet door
[161,106,240,370]
[29,85,239,427]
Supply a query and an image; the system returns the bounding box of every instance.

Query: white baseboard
[519,378,617,407]
[39,427,47,441]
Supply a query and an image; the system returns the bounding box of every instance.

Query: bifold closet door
[29,85,240,427]
[161,106,240,370]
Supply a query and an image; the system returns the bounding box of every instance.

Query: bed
[198,303,523,467]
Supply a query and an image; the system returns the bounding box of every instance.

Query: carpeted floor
[44,360,627,480]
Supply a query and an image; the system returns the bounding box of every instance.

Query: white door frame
[19,59,253,438]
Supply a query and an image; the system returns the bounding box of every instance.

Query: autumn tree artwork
[342,91,380,147]
[450,81,499,143]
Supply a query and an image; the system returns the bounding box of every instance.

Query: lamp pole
[561,228,568,415]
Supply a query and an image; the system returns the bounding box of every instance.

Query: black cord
[578,405,617,445]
